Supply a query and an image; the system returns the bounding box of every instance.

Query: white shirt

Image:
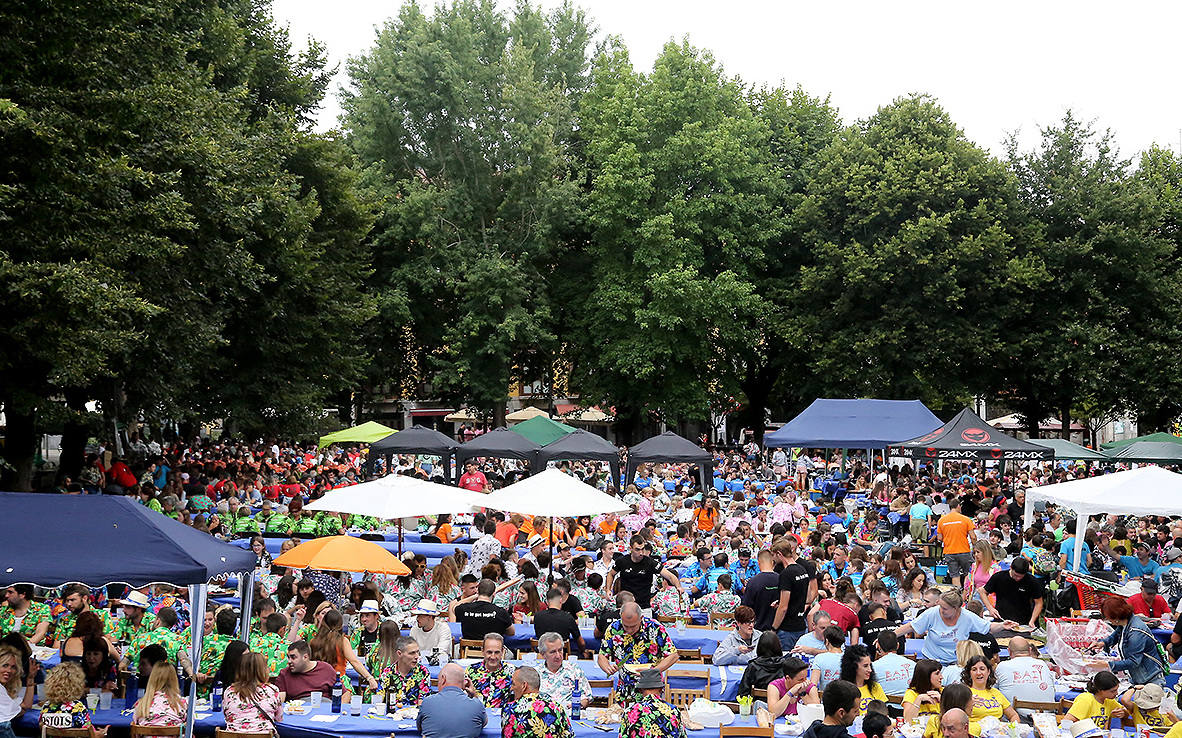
[410,620,454,659]
[0,685,25,722]
[995,656,1056,715]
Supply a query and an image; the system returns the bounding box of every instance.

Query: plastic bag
[1045,618,1113,675]
[686,698,735,727]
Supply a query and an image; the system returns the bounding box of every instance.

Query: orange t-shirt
[694,507,718,532]
[937,511,974,554]
[495,522,519,548]
[598,519,616,535]
[435,523,454,543]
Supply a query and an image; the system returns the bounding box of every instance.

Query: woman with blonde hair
[133,663,186,735]
[425,558,460,610]
[941,640,984,686]
[40,662,105,734]
[309,610,379,692]
[222,653,282,733]
[0,645,37,738]
[965,540,1000,608]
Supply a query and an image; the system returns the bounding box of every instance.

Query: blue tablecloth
[445,622,731,656]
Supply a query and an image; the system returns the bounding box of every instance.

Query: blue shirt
[910,606,991,664]
[1060,537,1091,575]
[873,653,915,696]
[417,686,487,738]
[909,503,932,520]
[794,632,825,652]
[1121,556,1161,579]
[811,651,843,689]
[696,566,737,593]
[730,560,759,588]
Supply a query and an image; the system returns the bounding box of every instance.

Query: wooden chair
[131,727,181,738]
[216,730,273,738]
[719,726,774,737]
[43,730,93,738]
[707,612,733,628]
[886,694,904,706]
[529,638,570,658]
[666,668,710,708]
[458,638,484,658]
[1013,698,1064,714]
[677,647,705,664]
[587,678,614,707]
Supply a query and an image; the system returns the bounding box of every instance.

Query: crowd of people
[6,434,1182,738]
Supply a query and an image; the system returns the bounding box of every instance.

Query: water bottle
[123,672,139,711]
[330,675,343,714]
[211,679,223,711]
[571,682,581,720]
[176,663,190,695]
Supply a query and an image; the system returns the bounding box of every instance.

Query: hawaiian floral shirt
[148,593,190,630]
[600,617,675,704]
[378,661,430,706]
[200,632,233,675]
[695,591,741,626]
[127,626,186,664]
[40,700,92,729]
[620,693,686,738]
[538,661,591,708]
[0,601,52,642]
[317,514,343,537]
[426,583,461,611]
[248,631,289,675]
[109,615,152,646]
[500,694,573,738]
[569,585,605,615]
[651,589,684,618]
[466,661,516,707]
[466,534,502,576]
[51,608,113,644]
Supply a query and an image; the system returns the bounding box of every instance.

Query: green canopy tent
[1027,438,1109,461]
[1107,441,1182,463]
[317,421,396,449]
[510,415,577,446]
[1101,432,1182,451]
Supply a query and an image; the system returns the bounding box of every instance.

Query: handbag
[246,694,281,738]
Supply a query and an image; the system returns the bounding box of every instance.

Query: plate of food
[1010,624,1033,633]
[285,701,308,715]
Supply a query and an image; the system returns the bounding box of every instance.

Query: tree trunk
[2,402,38,491]
[57,388,91,482]
[492,402,506,429]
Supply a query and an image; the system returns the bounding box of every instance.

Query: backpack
[1032,549,1058,576]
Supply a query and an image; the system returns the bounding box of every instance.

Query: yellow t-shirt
[1067,693,1120,724]
[924,715,982,738]
[1164,721,1182,738]
[903,688,941,716]
[970,687,1011,721]
[858,682,887,715]
[1132,705,1174,728]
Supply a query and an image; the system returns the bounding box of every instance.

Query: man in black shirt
[533,588,588,656]
[741,550,781,631]
[981,556,1045,630]
[771,538,811,649]
[553,579,584,617]
[605,534,682,610]
[453,579,516,641]
[595,591,634,640]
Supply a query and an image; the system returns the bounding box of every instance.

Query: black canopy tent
[625,431,713,492]
[367,425,460,481]
[455,427,542,479]
[534,429,622,487]
[897,407,1053,462]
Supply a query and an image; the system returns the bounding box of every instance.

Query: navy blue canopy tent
[0,492,256,587]
[534,429,622,487]
[763,399,942,450]
[0,492,256,738]
[625,431,713,492]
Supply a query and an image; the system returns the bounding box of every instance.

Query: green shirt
[248,631,289,676]
[108,615,152,645]
[317,514,343,537]
[200,632,233,674]
[126,626,186,664]
[293,516,320,537]
[230,513,259,536]
[263,513,293,535]
[52,608,113,644]
[0,601,52,642]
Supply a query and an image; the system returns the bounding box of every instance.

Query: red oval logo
[990,448,1002,459]
[962,428,991,443]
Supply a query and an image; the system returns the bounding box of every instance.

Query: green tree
[787,94,1041,414]
[343,0,592,423]
[1004,113,1172,433]
[572,40,781,438]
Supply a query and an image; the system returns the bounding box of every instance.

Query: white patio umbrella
[305,474,486,553]
[481,468,630,582]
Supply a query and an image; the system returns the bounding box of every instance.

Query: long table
[15,700,771,738]
[446,622,732,656]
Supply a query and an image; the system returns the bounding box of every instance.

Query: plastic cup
[373,702,386,716]
[85,693,99,711]
[99,692,112,710]
[350,699,362,716]
[35,684,45,702]
[309,691,323,708]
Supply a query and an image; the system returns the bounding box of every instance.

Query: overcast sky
[272,0,1181,159]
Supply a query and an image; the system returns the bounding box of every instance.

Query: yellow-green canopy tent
[317,421,396,449]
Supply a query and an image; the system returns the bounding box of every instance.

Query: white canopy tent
[1023,467,1182,572]
[305,473,486,552]
[481,468,630,583]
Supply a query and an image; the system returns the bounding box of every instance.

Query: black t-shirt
[596,608,621,638]
[1006,501,1023,523]
[534,608,582,647]
[454,600,513,641]
[777,562,811,633]
[613,554,661,608]
[561,595,584,617]
[354,627,379,658]
[742,571,782,631]
[861,617,895,649]
[982,569,1046,624]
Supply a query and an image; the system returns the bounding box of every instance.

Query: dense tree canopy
[4,0,1182,486]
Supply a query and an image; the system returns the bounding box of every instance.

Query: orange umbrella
[273,535,410,576]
